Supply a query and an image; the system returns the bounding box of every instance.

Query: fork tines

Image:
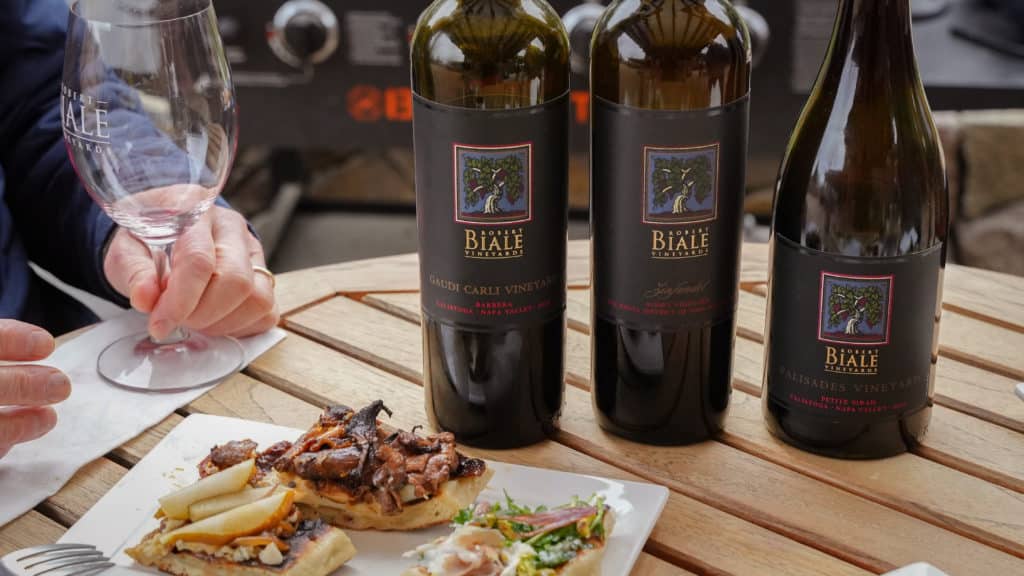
[7,544,113,576]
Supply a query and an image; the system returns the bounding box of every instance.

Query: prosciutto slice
[507,506,598,538]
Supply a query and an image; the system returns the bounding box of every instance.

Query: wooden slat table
[2,241,1022,575]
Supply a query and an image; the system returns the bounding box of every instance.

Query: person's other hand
[0,320,70,459]
[104,206,279,341]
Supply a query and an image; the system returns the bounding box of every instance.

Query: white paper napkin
[0,311,286,527]
[882,563,949,576]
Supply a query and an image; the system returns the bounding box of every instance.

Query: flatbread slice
[127,519,355,576]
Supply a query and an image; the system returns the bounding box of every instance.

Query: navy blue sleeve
[0,0,126,305]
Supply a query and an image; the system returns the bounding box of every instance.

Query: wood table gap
[740,288,1024,384]
[278,292,339,319]
[552,429,895,573]
[358,293,421,324]
[634,548,700,576]
[33,458,129,529]
[940,347,1024,382]
[346,289,423,299]
[0,512,67,556]
[741,280,1024,334]
[738,333,1024,436]
[32,504,73,530]
[732,357,1024,494]
[944,303,1024,335]
[931,394,1024,435]
[710,429,1024,559]
[730,378,1024,493]
[641,539,773,576]
[104,450,137,470]
[283,320,424,384]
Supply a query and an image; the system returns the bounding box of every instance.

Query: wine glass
[62,0,244,391]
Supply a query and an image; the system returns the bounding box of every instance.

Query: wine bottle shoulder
[772,0,950,257]
[772,100,949,257]
[591,0,750,109]
[411,0,569,108]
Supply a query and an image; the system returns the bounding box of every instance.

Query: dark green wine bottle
[590,0,751,445]
[763,0,949,459]
[411,0,570,448]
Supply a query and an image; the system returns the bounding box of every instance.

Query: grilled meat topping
[196,402,487,515]
[345,400,392,439]
[198,440,258,477]
[291,446,366,481]
[198,439,294,485]
[210,440,258,468]
[275,402,487,515]
[322,405,354,425]
[257,440,293,472]
[455,456,487,478]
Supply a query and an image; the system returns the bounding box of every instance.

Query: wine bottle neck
[844,0,912,27]
[458,0,522,8]
[824,0,918,90]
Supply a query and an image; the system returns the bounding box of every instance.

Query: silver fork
[1,544,113,576]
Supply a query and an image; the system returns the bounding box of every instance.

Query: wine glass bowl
[104,184,220,245]
[62,0,245,391]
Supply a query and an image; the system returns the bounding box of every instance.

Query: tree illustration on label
[819,273,893,345]
[829,286,882,335]
[653,157,711,213]
[455,144,532,224]
[644,144,718,224]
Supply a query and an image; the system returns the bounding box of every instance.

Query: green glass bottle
[763,0,949,458]
[411,0,570,448]
[590,0,751,445]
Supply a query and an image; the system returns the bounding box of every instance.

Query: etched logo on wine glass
[60,83,110,155]
[454,143,532,226]
[818,273,894,347]
[643,144,719,225]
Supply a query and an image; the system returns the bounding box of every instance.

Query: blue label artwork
[455,143,532,225]
[643,144,718,224]
[818,273,894,346]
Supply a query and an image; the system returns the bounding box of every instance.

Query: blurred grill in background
[217,0,1024,273]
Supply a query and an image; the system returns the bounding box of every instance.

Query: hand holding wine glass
[62,0,275,390]
[104,206,278,342]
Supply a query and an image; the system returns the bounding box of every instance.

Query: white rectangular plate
[62,414,669,575]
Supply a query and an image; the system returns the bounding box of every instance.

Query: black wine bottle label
[767,235,943,422]
[592,95,749,330]
[413,93,569,328]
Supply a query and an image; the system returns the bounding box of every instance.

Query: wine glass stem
[149,241,189,345]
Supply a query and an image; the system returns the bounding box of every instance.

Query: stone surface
[310,151,415,205]
[957,198,1024,277]
[960,109,1024,220]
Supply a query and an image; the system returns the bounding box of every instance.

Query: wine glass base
[97,332,245,392]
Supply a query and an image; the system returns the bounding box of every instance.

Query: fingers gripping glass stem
[150,242,188,345]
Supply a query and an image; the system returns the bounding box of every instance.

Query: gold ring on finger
[253,265,276,288]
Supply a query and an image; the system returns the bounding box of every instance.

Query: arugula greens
[452,493,608,574]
